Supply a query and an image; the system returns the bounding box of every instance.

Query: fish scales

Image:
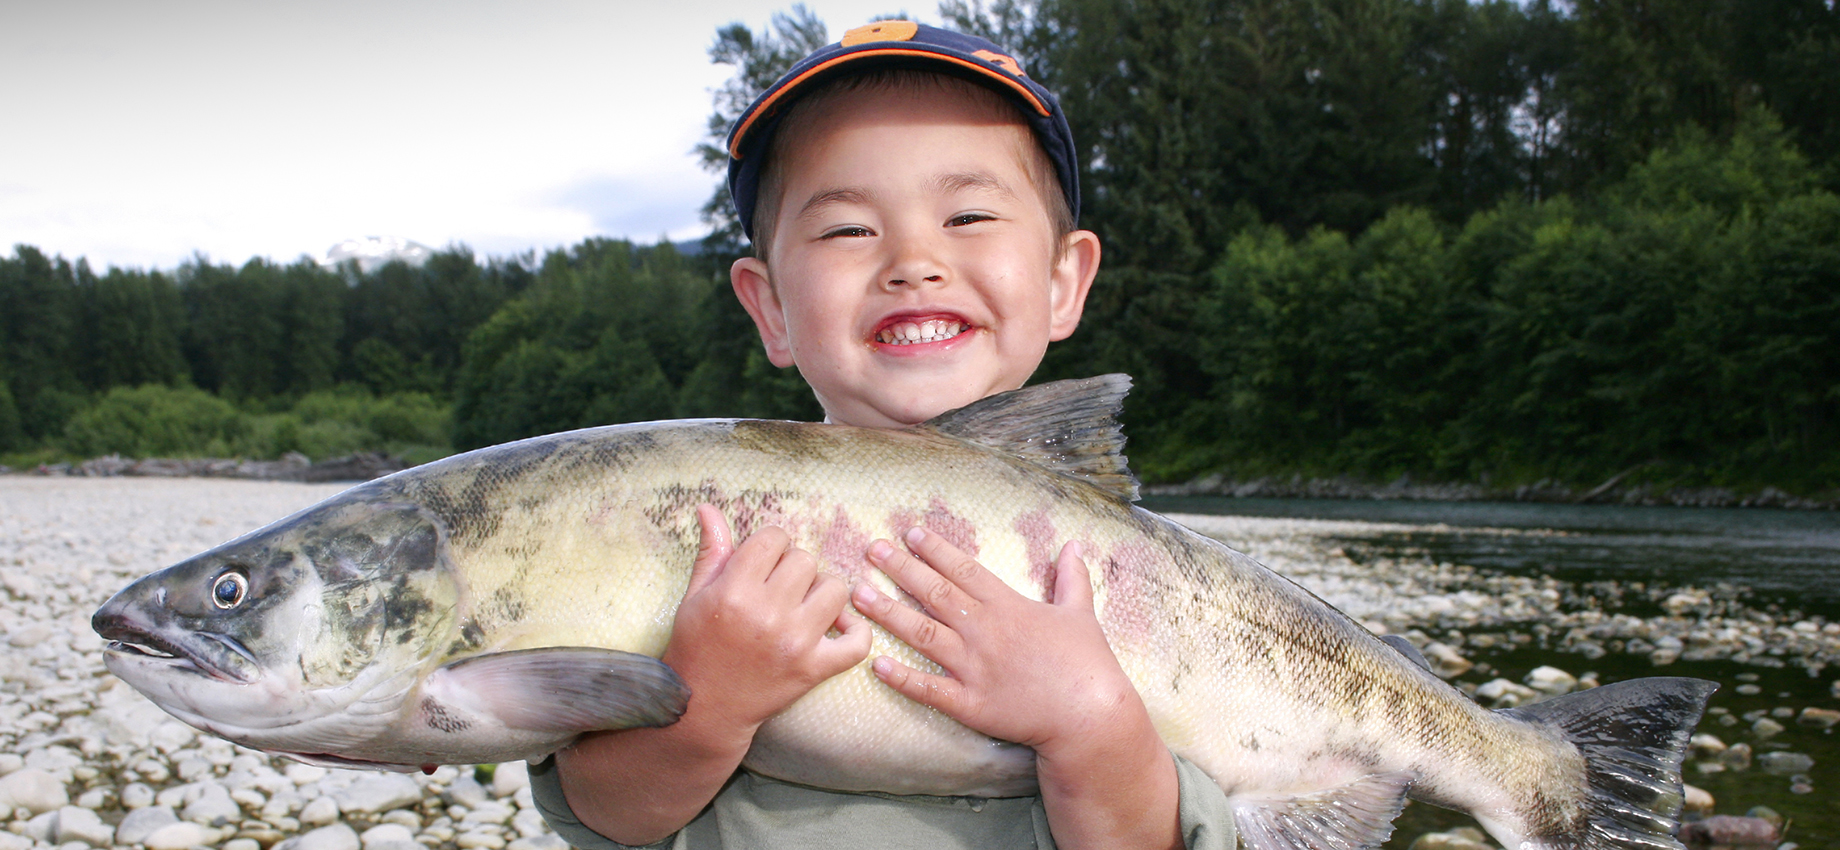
[94,376,1715,850]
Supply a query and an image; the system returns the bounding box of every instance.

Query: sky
[1,1,927,271]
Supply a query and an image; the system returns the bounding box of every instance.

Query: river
[1145,496,1840,849]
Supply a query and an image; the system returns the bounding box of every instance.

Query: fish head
[93,498,461,753]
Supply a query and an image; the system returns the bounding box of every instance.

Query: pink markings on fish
[818,505,872,582]
[1014,508,1059,601]
[1098,538,1161,642]
[886,497,980,557]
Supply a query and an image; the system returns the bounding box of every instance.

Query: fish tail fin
[1496,677,1717,850]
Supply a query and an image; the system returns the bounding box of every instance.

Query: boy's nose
[885,273,945,288]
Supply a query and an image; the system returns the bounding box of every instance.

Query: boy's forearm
[555,710,755,846]
[1034,695,1182,850]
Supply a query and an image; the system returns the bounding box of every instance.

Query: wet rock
[1735,683,1762,695]
[1720,742,1753,770]
[1524,666,1577,695]
[1756,751,1814,775]
[1679,815,1779,846]
[1682,784,1714,813]
[1797,706,1839,729]
[1751,717,1785,738]
[1475,678,1539,708]
[1421,642,1473,678]
[1688,734,1727,758]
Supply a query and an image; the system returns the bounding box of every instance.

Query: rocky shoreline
[1146,473,1840,510]
[2,454,408,484]
[0,481,1828,850]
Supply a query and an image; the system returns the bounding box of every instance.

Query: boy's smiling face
[731,80,1100,429]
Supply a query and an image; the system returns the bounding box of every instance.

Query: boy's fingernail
[853,583,878,605]
[868,539,893,560]
[904,527,925,545]
[872,656,893,676]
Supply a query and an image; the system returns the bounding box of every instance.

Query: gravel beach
[2,479,1831,850]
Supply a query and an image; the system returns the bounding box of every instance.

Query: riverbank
[1147,472,1840,509]
[1,480,1830,849]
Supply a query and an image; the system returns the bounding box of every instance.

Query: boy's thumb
[687,503,735,594]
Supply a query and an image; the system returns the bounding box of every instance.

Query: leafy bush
[63,384,244,458]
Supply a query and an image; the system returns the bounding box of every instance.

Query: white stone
[298,795,341,826]
[286,764,329,785]
[53,806,112,846]
[1523,666,1577,695]
[361,823,417,848]
[333,773,423,814]
[491,762,531,798]
[23,811,57,843]
[511,809,547,838]
[291,823,361,850]
[507,836,568,850]
[0,754,23,775]
[224,839,263,850]
[182,784,242,826]
[0,829,31,850]
[456,829,507,850]
[445,776,489,807]
[462,801,515,825]
[143,821,222,850]
[0,768,68,814]
[1683,784,1715,812]
[115,805,180,845]
[1474,678,1539,708]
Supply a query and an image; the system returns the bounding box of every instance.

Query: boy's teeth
[878,319,969,345]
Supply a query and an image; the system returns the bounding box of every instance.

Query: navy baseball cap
[725,20,1080,243]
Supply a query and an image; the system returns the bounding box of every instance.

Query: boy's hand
[554,505,870,846]
[667,504,873,732]
[854,527,1181,850]
[853,527,1129,748]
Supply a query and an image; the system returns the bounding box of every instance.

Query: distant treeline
[3,0,1836,495]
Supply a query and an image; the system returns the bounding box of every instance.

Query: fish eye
[211,570,249,609]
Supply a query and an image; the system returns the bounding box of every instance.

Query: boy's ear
[731,257,797,368]
[1048,230,1101,341]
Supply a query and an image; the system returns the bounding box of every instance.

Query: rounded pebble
[144,821,222,850]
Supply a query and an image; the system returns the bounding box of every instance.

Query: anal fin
[422,647,689,734]
[1233,770,1413,850]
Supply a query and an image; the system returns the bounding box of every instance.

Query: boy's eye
[821,225,874,239]
[947,213,996,227]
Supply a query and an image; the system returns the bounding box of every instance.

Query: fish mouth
[94,611,260,684]
[872,313,974,348]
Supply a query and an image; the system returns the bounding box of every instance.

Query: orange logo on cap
[973,49,1026,77]
[842,20,919,46]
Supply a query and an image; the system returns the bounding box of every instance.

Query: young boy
[527,22,1234,849]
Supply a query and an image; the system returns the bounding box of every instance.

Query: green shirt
[528,751,1237,850]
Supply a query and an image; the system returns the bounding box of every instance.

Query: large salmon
[93,376,1713,850]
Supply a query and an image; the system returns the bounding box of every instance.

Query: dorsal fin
[918,374,1140,502]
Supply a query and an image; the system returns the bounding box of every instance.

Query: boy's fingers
[685,504,735,596]
[1051,541,1094,611]
[852,582,962,663]
[869,536,975,623]
[818,609,874,673]
[902,527,1010,602]
[872,656,969,719]
[728,524,793,582]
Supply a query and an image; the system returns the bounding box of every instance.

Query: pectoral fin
[1232,770,1413,850]
[422,647,689,734]
[1380,635,1432,672]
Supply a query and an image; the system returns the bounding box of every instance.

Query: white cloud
[1,0,925,270]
